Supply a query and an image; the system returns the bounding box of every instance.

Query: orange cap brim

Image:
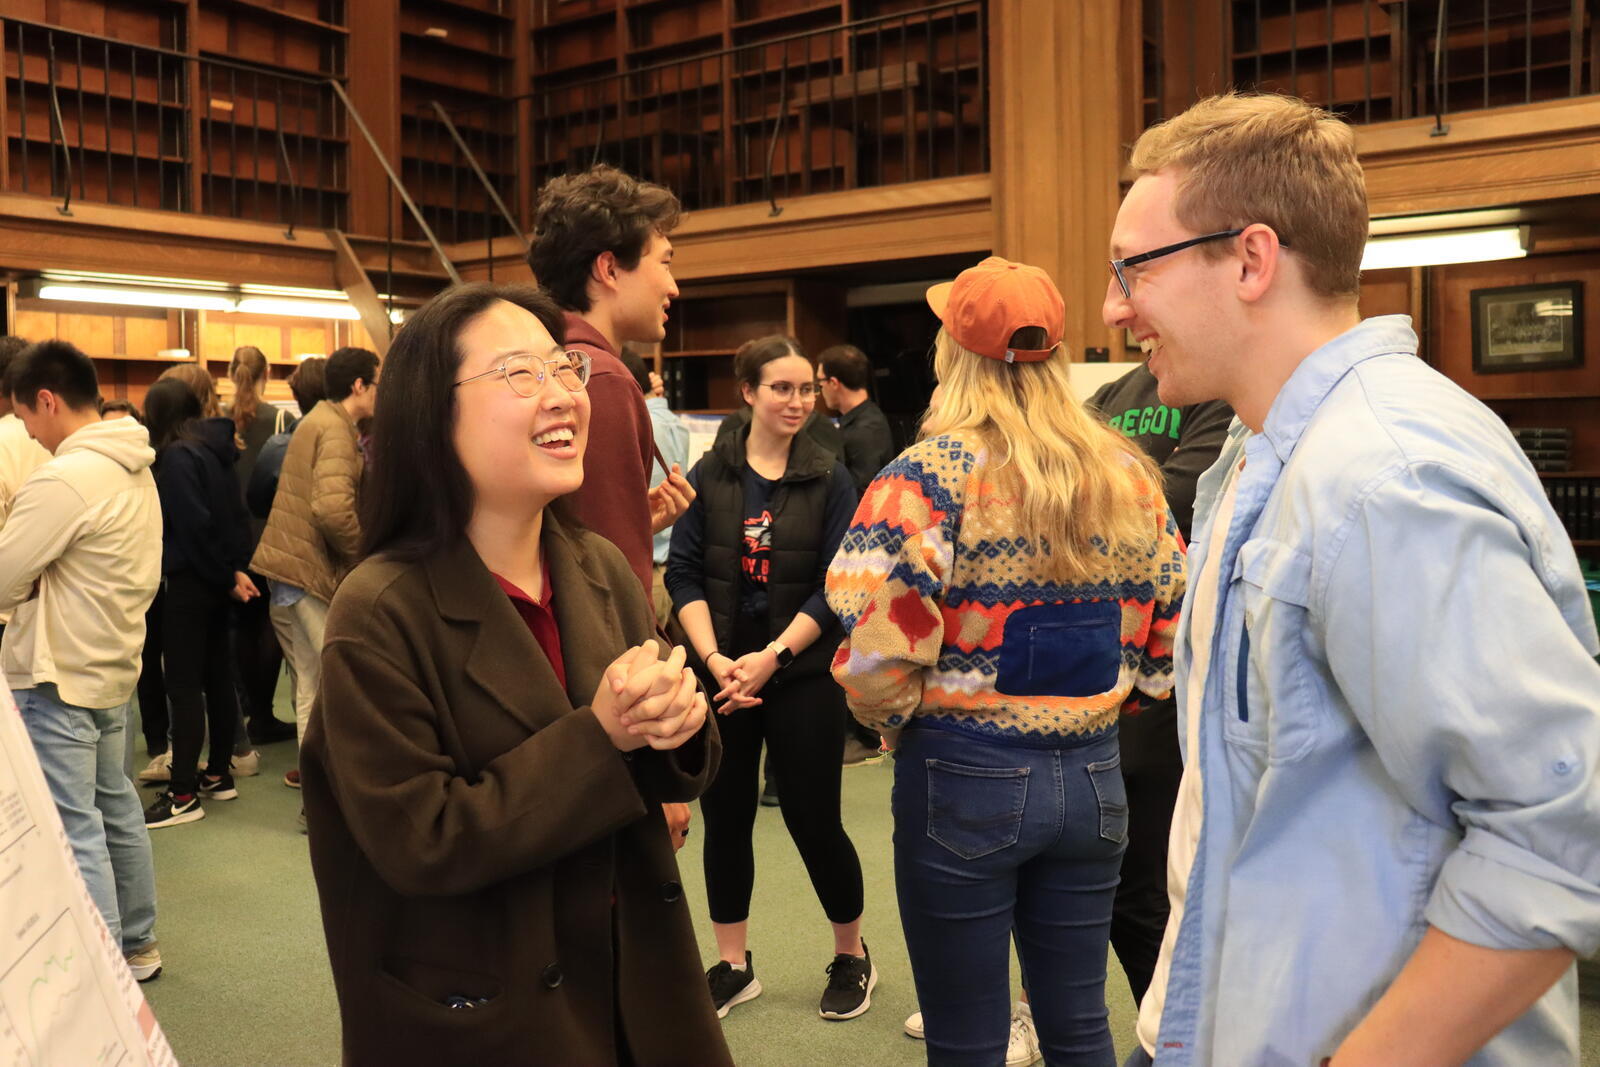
[925,280,954,322]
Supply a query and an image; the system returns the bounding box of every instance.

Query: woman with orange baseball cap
[826,257,1188,1064]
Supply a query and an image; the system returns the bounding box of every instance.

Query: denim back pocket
[1085,754,1128,845]
[995,601,1122,698]
[925,759,1030,860]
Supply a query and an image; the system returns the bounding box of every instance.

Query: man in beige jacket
[0,340,164,982]
[250,347,378,782]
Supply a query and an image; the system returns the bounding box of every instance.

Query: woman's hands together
[591,641,707,752]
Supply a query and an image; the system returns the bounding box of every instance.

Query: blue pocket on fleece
[994,601,1122,698]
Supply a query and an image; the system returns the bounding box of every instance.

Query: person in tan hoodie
[250,347,379,784]
[0,340,164,983]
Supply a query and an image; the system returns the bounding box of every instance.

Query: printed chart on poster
[0,683,176,1067]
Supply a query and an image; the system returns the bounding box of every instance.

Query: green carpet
[135,691,1600,1065]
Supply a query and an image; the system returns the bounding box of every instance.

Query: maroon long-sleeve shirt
[561,312,656,597]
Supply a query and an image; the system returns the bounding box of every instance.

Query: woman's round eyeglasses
[454,350,592,397]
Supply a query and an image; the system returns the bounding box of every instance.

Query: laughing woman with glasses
[299,283,732,1067]
[665,334,876,1022]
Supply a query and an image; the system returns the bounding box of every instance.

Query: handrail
[326,80,461,285]
[4,16,329,87]
[45,38,73,216]
[274,125,300,239]
[428,101,530,254]
[762,62,789,218]
[455,0,980,110]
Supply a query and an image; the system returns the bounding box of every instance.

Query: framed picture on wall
[1470,281,1584,374]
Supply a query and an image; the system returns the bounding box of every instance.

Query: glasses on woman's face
[758,380,816,401]
[453,349,592,397]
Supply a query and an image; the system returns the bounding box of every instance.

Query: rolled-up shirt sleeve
[1318,463,1600,956]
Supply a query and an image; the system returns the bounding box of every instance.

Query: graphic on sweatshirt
[741,509,773,584]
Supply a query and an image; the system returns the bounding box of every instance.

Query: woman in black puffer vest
[666,335,877,1023]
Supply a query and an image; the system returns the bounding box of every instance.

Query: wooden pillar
[990,0,1131,360]
[345,0,401,237]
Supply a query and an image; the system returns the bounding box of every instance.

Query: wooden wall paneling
[990,0,1126,360]
[289,323,330,361]
[123,311,169,357]
[188,0,205,214]
[232,319,284,362]
[201,316,235,361]
[1358,266,1413,319]
[12,308,55,343]
[790,277,846,359]
[1430,251,1600,401]
[346,0,402,237]
[56,312,114,356]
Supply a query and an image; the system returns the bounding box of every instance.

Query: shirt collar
[1259,315,1419,464]
[560,311,618,358]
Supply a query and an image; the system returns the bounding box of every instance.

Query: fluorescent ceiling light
[235,297,362,320]
[1361,226,1527,271]
[27,273,367,320]
[35,283,236,312]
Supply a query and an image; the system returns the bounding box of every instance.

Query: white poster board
[0,684,178,1067]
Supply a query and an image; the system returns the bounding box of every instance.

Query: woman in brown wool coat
[299,281,732,1067]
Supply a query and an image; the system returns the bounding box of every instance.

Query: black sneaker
[706,952,762,1018]
[145,791,204,828]
[759,780,780,808]
[199,772,238,800]
[819,940,876,1020]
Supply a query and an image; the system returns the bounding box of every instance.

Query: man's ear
[590,250,620,295]
[1235,224,1284,305]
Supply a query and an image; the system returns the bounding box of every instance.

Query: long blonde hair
[228,346,268,441]
[921,329,1162,581]
[158,363,221,418]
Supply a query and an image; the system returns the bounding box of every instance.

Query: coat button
[660,880,682,903]
[541,963,563,989]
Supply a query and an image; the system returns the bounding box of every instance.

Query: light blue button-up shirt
[1153,316,1600,1066]
[645,395,689,566]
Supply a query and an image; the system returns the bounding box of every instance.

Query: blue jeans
[893,724,1126,1066]
[15,685,158,952]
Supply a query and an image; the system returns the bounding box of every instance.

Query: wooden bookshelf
[398,0,518,243]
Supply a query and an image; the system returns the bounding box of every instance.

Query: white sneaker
[1007,1002,1041,1067]
[230,749,260,777]
[136,751,171,784]
[903,1003,1038,1064]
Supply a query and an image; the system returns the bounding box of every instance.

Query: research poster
[0,683,177,1067]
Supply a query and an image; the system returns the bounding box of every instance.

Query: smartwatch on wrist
[766,640,794,670]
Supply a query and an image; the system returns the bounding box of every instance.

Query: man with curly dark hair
[529,164,693,599]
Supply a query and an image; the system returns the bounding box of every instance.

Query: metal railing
[1144,0,1596,129]
[435,0,987,241]
[2,17,347,231]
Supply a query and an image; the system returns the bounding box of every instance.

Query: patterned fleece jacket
[824,434,1187,742]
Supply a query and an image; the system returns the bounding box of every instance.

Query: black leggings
[232,569,283,729]
[137,588,168,756]
[1109,694,1183,1005]
[164,571,240,796]
[700,660,864,926]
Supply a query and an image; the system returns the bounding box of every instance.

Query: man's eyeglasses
[759,381,816,401]
[453,350,592,397]
[1108,228,1288,299]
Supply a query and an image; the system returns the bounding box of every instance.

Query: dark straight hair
[143,377,202,452]
[360,283,567,563]
[9,339,100,411]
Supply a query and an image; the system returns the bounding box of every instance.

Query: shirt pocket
[995,601,1122,698]
[1226,537,1323,763]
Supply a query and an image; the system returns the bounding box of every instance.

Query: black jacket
[837,399,897,495]
[155,416,253,591]
[667,423,854,684]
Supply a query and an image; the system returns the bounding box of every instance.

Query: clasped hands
[704,648,778,714]
[591,640,707,753]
